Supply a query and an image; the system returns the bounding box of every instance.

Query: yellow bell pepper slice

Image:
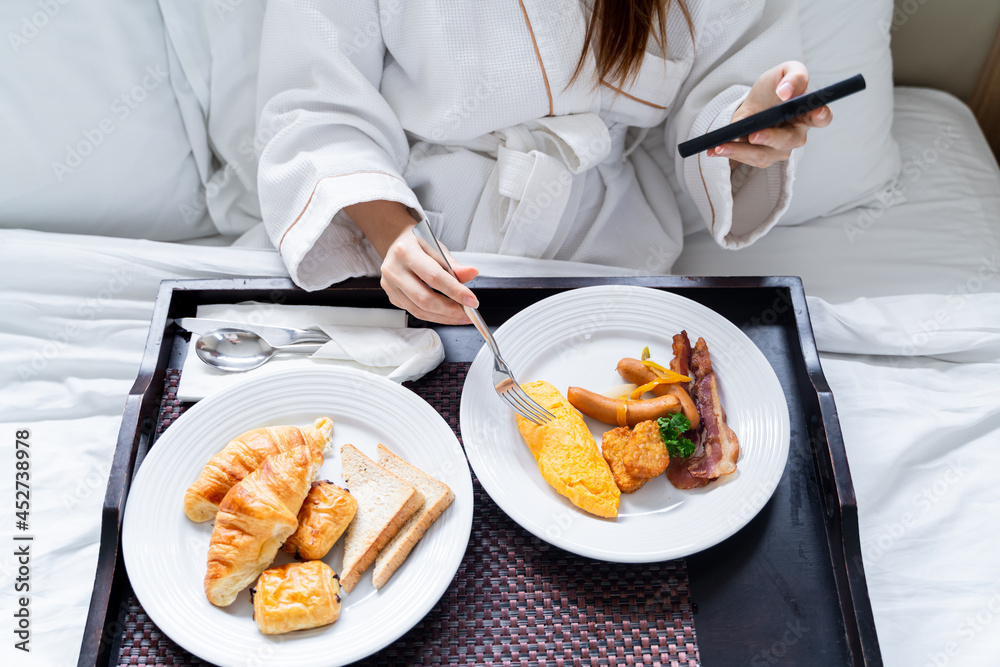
[628,376,687,399]
[641,359,691,380]
[632,349,693,398]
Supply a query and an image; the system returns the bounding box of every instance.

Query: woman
[256,0,831,324]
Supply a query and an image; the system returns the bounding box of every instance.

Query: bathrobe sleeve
[666,0,804,248]
[256,0,419,290]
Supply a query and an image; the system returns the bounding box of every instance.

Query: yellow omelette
[515,381,620,518]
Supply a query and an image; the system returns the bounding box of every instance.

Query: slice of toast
[339,444,423,593]
[372,444,455,589]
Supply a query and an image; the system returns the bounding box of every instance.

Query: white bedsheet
[1,87,998,667]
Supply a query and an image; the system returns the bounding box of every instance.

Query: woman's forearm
[343,200,416,259]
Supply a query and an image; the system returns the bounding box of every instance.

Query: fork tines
[501,385,556,425]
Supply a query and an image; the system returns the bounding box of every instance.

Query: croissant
[252,561,342,635]
[281,481,358,560]
[184,417,333,522]
[204,444,322,607]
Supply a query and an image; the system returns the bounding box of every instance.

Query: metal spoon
[195,328,329,372]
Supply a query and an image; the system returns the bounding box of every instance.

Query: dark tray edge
[79,281,176,667]
[790,289,881,666]
[79,275,882,667]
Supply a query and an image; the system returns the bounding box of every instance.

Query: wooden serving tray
[79,276,882,667]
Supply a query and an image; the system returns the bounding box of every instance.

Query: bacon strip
[686,338,739,479]
[670,330,692,378]
[666,330,705,488]
[665,431,710,489]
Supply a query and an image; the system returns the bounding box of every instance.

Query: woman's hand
[345,200,479,325]
[708,61,832,169]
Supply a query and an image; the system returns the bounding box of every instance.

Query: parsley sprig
[657,413,695,458]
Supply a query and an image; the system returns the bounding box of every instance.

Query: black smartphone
[677,73,866,158]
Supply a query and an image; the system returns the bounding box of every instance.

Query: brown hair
[571,0,694,89]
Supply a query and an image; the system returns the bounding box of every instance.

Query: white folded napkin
[176,302,444,401]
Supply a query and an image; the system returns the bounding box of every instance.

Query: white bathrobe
[256,0,803,290]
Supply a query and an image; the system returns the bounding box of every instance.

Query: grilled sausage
[615,358,700,430]
[567,386,680,427]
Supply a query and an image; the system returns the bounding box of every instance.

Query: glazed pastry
[204,445,322,607]
[184,417,332,522]
[281,481,358,560]
[252,561,342,635]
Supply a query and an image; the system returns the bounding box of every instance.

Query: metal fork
[411,217,556,425]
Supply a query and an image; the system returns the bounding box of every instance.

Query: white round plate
[460,285,789,562]
[123,366,473,667]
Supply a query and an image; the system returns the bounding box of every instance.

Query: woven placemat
[117,364,700,667]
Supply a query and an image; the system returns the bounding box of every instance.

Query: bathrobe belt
[464,113,623,258]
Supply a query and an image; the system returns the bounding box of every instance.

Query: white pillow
[779,0,903,225]
[156,0,266,238]
[0,0,215,240]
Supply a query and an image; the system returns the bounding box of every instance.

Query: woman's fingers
[387,232,479,303]
[380,270,471,325]
[380,231,480,324]
[391,264,470,321]
[711,142,789,169]
[453,265,479,283]
[351,200,480,325]
[748,123,809,152]
[713,61,832,170]
[774,61,810,101]
[739,105,828,158]
[386,289,469,326]
[797,105,833,128]
[440,245,480,284]
[406,243,479,308]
